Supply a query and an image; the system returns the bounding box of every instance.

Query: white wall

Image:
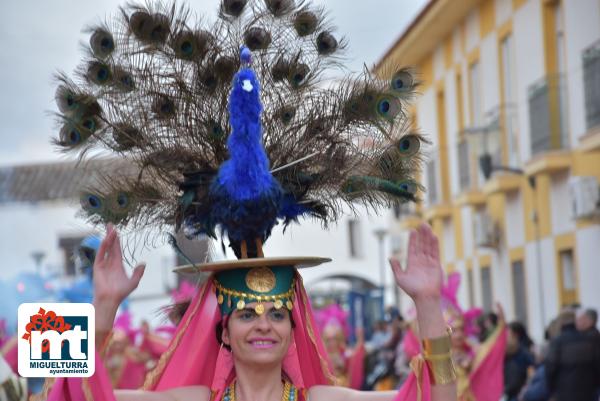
[461,206,475,258]
[505,192,525,249]
[577,226,600,314]
[480,34,500,117]
[442,219,456,263]
[550,172,577,236]
[495,0,513,28]
[465,9,480,54]
[525,238,558,341]
[513,0,545,163]
[455,260,470,308]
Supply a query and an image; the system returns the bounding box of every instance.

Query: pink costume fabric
[105,311,147,390]
[45,273,431,401]
[0,336,18,374]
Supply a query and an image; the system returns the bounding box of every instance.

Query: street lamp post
[373,228,388,302]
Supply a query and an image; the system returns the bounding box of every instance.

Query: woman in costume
[40,0,459,399]
[44,223,455,401]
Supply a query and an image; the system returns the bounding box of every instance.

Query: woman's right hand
[93,224,145,330]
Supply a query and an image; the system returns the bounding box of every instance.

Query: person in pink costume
[314,305,365,389]
[104,311,150,390]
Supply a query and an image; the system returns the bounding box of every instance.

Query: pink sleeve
[468,325,507,401]
[46,350,116,401]
[347,342,365,390]
[393,356,431,401]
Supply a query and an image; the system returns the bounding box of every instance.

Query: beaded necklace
[222,380,297,401]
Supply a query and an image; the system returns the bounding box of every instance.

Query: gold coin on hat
[237,300,246,310]
[274,299,283,309]
[286,300,293,310]
[255,303,265,315]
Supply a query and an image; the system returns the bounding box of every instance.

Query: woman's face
[222,302,292,367]
[451,325,466,349]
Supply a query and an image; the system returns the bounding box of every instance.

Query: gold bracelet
[423,352,452,361]
[421,326,453,357]
[421,327,456,385]
[424,356,456,385]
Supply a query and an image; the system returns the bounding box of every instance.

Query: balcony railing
[458,114,503,190]
[528,74,569,156]
[583,41,600,130]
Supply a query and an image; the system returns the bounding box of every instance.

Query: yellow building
[376,0,600,340]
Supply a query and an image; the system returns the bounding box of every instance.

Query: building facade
[376,0,600,340]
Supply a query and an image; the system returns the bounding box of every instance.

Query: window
[558,249,578,307]
[467,268,475,308]
[583,41,600,129]
[469,62,482,127]
[58,235,87,276]
[511,260,528,327]
[480,265,493,312]
[348,219,362,258]
[426,159,438,205]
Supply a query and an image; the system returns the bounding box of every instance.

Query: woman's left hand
[389,223,443,302]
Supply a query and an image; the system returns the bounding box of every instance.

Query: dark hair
[508,321,533,349]
[584,308,598,325]
[215,309,296,350]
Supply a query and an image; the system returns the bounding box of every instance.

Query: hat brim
[173,256,332,273]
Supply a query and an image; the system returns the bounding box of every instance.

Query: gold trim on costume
[471,321,505,372]
[213,279,295,304]
[409,355,424,401]
[82,377,94,401]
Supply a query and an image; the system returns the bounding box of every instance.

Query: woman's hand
[94,224,145,306]
[93,224,145,332]
[389,223,443,302]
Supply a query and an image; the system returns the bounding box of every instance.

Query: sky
[0,0,428,167]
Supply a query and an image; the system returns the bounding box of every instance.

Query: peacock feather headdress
[53,0,425,263]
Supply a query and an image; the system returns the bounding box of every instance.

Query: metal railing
[528,74,569,156]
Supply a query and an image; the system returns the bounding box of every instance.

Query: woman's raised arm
[310,224,456,401]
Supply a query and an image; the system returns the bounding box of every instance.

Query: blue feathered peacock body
[53,0,426,258]
[210,50,283,252]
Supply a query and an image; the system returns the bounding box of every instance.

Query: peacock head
[234,68,259,94]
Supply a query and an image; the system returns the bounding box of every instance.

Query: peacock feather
[53,0,425,257]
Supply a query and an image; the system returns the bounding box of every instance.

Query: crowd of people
[315,303,600,401]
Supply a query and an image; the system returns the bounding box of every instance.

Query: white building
[376,0,600,341]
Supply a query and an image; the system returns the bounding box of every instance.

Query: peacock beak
[241,79,254,92]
